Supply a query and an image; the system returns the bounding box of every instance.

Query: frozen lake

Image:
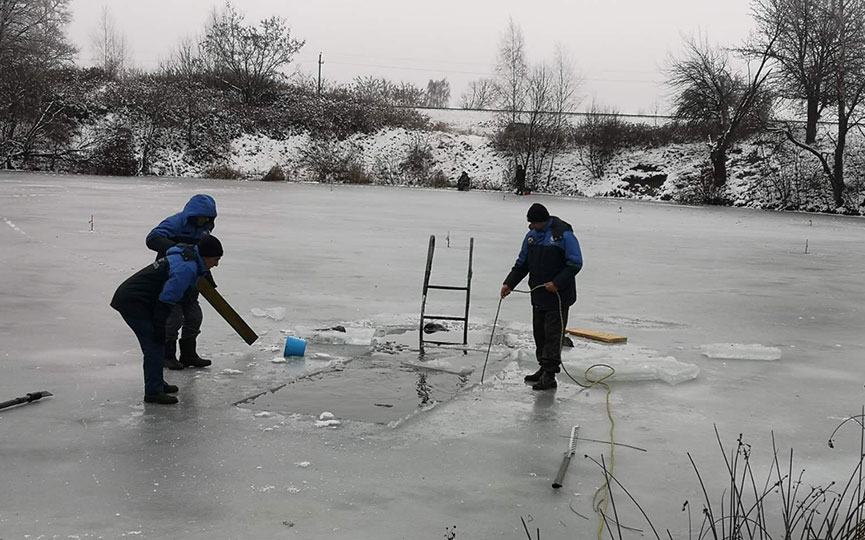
[1,172,864,539]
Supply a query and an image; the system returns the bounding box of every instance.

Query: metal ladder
[419,235,474,354]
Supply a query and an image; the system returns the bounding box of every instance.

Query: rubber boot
[531,370,557,391]
[179,337,212,368]
[524,367,544,383]
[164,340,185,370]
[162,381,179,394]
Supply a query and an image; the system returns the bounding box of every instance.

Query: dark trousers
[121,314,166,395]
[532,306,569,373]
[166,289,203,341]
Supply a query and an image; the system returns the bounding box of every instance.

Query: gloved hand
[176,243,196,261]
[147,236,176,257]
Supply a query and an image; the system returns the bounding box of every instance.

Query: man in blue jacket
[501,203,583,390]
[146,194,217,370]
[111,235,224,404]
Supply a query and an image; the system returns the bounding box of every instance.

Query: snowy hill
[148,107,863,214]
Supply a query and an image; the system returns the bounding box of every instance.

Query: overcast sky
[66,0,755,115]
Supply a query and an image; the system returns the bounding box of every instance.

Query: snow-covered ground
[1,172,864,539]
[143,107,865,213]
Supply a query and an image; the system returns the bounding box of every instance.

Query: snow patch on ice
[221,368,243,375]
[701,343,782,361]
[3,217,26,235]
[250,307,286,321]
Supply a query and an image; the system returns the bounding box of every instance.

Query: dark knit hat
[198,234,223,257]
[526,203,550,223]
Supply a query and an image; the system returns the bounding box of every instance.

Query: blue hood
[182,194,217,224]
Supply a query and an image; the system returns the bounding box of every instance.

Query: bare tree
[90,6,128,79]
[772,0,865,209]
[494,18,527,123]
[425,78,450,108]
[160,37,209,148]
[201,1,304,104]
[543,43,580,186]
[576,101,626,180]
[666,33,776,192]
[392,81,425,106]
[0,0,77,168]
[351,75,389,99]
[748,0,838,144]
[522,63,555,183]
[459,78,496,109]
[491,22,578,191]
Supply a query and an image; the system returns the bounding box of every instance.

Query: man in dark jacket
[145,194,217,370]
[501,203,583,390]
[514,164,526,195]
[111,235,224,404]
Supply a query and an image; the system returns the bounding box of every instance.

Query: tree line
[460,1,865,211]
[2,0,864,212]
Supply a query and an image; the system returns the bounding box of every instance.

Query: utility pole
[317,52,324,96]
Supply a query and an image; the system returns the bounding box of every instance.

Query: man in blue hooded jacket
[146,194,217,370]
[501,203,583,390]
[111,235,224,404]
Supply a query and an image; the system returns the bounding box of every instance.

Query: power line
[296,58,664,84]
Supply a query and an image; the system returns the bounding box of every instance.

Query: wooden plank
[565,328,627,344]
[198,278,259,345]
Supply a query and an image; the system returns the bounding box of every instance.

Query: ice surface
[701,343,783,361]
[3,174,864,540]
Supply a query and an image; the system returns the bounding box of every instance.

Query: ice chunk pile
[292,326,376,346]
[700,343,782,361]
[314,411,340,428]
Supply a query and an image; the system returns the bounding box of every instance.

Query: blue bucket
[283,336,307,357]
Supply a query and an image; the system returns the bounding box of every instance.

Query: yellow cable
[513,285,618,537]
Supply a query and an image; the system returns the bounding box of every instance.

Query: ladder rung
[427,285,468,291]
[422,315,466,321]
[422,340,466,346]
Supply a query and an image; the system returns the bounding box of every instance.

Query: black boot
[164,340,185,370]
[144,393,178,405]
[524,368,544,383]
[179,337,212,368]
[162,381,179,394]
[531,371,557,391]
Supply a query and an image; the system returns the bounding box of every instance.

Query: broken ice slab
[700,343,782,361]
[401,355,475,376]
[291,326,376,346]
[557,346,699,385]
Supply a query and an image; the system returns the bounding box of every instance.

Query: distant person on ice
[457,170,471,191]
[111,235,224,405]
[146,194,217,370]
[500,203,583,390]
[514,164,526,195]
